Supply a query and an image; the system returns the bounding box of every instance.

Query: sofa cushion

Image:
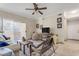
[32,32,42,40]
[6,44,20,52]
[6,44,20,56]
[0,41,9,47]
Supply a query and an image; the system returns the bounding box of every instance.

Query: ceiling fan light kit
[25,3,47,15]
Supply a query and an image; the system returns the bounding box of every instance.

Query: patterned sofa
[0,35,20,56]
[6,44,20,56]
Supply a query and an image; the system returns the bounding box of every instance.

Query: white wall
[0,10,37,39]
[37,14,67,42]
[68,20,79,40]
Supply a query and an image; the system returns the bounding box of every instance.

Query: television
[42,27,50,33]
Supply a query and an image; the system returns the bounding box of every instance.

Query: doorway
[67,18,79,40]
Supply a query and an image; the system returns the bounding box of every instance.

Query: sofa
[6,44,20,56]
[0,35,20,56]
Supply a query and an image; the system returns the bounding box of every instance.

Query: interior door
[68,20,79,40]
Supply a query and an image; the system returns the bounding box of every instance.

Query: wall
[68,20,79,40]
[0,10,37,39]
[37,14,67,42]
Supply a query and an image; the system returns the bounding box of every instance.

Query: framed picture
[57,17,62,23]
[36,24,39,28]
[57,23,62,28]
[40,25,43,29]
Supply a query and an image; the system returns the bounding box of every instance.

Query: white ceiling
[0,3,79,20]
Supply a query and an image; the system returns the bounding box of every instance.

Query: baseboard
[68,39,79,41]
[56,42,64,44]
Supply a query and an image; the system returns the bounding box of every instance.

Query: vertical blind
[0,17,26,43]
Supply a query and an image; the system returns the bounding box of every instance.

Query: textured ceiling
[0,3,79,20]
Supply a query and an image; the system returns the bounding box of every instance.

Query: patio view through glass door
[3,19,26,43]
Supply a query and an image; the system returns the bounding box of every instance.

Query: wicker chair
[28,38,55,56]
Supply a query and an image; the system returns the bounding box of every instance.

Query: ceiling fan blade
[38,7,47,10]
[33,3,38,8]
[33,3,37,6]
[25,8,34,10]
[38,11,43,15]
[32,12,35,15]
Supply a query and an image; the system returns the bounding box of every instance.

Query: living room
[0,3,79,56]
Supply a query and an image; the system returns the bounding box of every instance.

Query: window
[0,17,3,33]
[2,18,26,43]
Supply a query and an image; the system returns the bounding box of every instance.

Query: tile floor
[19,40,79,56]
[54,40,79,56]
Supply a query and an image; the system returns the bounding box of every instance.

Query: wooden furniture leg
[52,44,55,53]
[23,45,26,54]
[17,41,22,50]
[29,45,32,56]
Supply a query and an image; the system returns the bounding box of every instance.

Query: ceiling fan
[25,3,47,15]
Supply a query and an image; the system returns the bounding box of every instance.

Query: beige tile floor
[19,40,79,56]
[54,40,79,56]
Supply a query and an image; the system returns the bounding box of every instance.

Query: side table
[17,40,30,55]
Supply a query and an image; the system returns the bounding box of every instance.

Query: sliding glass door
[0,17,3,34]
[3,19,14,40]
[3,18,26,43]
[13,22,26,43]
